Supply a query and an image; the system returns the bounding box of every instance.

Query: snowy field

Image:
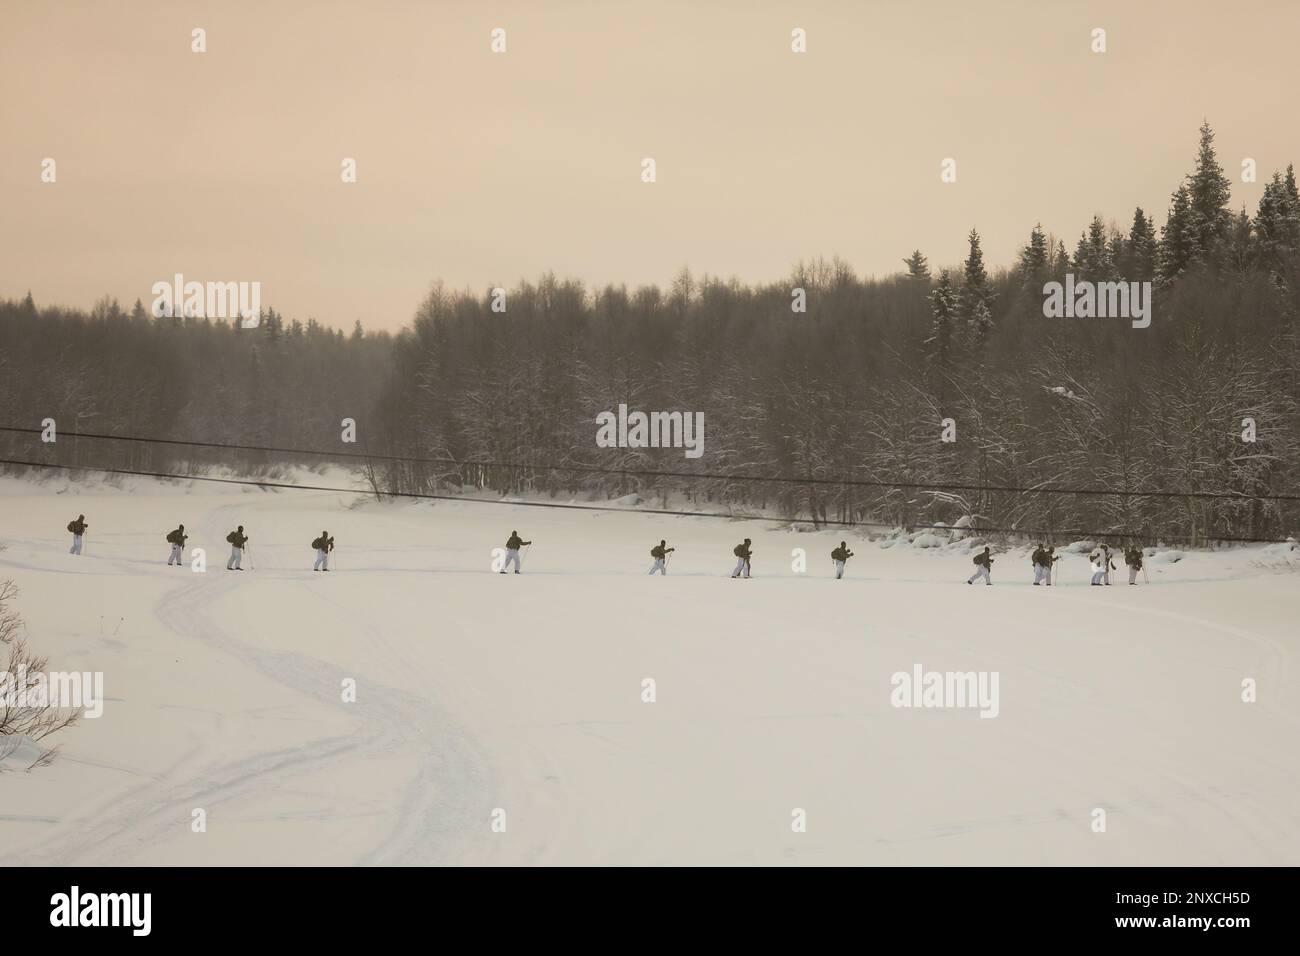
[1,473,1298,866]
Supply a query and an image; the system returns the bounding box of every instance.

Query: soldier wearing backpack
[1031,544,1049,585]
[967,546,993,585]
[226,525,249,571]
[648,540,675,575]
[730,539,753,578]
[1100,544,1117,585]
[1125,545,1144,585]
[1089,551,1106,586]
[166,524,188,566]
[831,541,854,579]
[312,531,334,571]
[67,514,88,555]
[1044,546,1059,586]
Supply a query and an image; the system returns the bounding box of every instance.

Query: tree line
[3,123,1298,545]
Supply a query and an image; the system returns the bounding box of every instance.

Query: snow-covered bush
[0,581,79,772]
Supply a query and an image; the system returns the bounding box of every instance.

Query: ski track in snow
[2,495,494,866]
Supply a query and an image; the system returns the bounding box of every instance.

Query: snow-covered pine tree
[969,300,994,346]
[1124,207,1157,281]
[1017,224,1049,290]
[1158,184,1201,281]
[1051,239,1071,279]
[926,269,957,366]
[903,249,931,282]
[1186,121,1234,261]
[1225,206,1254,275]
[956,228,995,343]
[1282,164,1300,250]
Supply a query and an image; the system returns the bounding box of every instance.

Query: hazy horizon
[4,0,1298,331]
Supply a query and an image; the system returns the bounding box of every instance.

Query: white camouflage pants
[228,547,242,569]
[649,558,666,575]
[168,544,183,565]
[314,549,329,570]
[503,548,521,572]
[834,560,845,579]
[70,534,83,555]
[968,564,991,584]
[1033,564,1048,584]
[731,556,749,578]
[1128,566,1138,584]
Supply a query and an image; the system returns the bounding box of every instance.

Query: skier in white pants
[648,540,674,575]
[166,524,187,566]
[68,514,88,554]
[1089,553,1105,585]
[312,530,334,571]
[1031,544,1049,585]
[1124,545,1143,584]
[730,539,752,578]
[967,547,993,585]
[226,525,248,570]
[1100,544,1115,585]
[831,541,853,579]
[500,530,531,574]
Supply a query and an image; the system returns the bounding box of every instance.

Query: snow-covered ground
[1,472,1298,865]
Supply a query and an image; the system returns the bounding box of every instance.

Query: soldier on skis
[831,541,854,579]
[1124,545,1144,585]
[312,530,334,571]
[1031,544,1049,585]
[649,540,675,575]
[501,531,531,574]
[166,524,188,566]
[226,525,249,571]
[1043,546,1059,585]
[67,514,88,555]
[730,539,753,578]
[1089,550,1106,585]
[967,546,993,585]
[1100,544,1116,585]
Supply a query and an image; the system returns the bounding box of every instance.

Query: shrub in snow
[1065,540,1095,553]
[0,581,78,772]
[1148,550,1185,564]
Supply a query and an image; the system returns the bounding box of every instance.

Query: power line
[1,457,1293,545]
[3,424,1298,503]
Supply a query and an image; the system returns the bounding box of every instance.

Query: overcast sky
[3,0,1298,330]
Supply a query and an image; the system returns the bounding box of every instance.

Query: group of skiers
[65,514,1152,585]
[1089,544,1145,586]
[66,516,336,572]
[966,542,1146,586]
